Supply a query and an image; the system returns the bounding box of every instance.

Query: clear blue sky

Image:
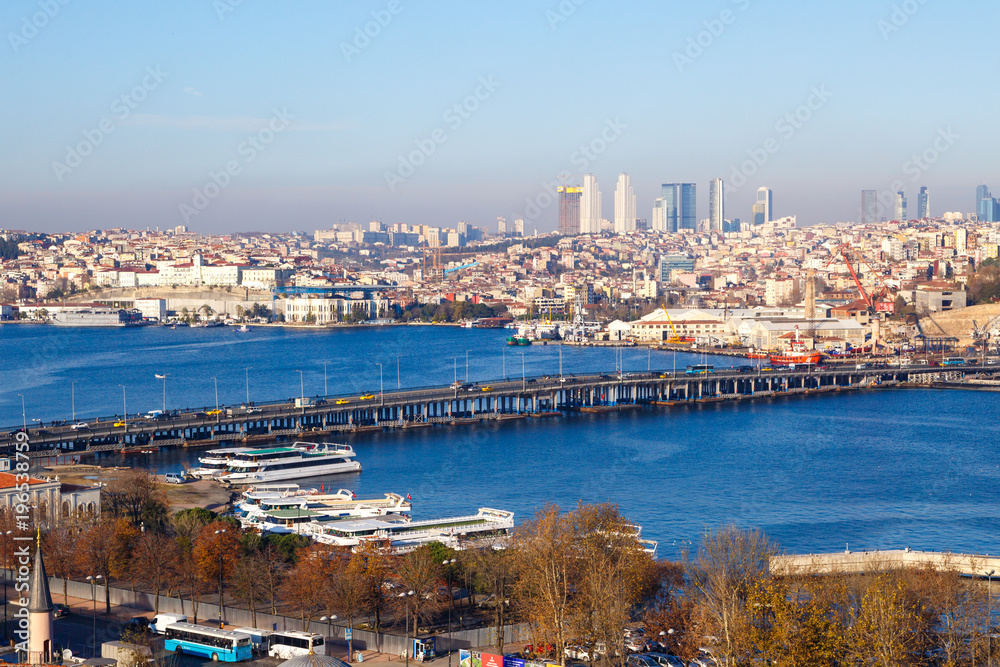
[1,0,996,234]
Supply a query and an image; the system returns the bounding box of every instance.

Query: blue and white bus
[164,622,253,662]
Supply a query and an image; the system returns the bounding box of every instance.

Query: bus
[685,364,714,375]
[164,623,253,662]
[941,357,966,366]
[268,630,324,659]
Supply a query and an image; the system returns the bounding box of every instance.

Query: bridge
[4,363,995,459]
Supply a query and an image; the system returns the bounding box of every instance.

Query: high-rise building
[894,191,907,222]
[661,183,696,232]
[651,198,666,232]
[918,186,930,219]
[514,218,524,237]
[708,178,724,231]
[558,186,582,236]
[614,173,636,234]
[977,185,991,217]
[497,216,507,236]
[753,187,773,225]
[862,190,878,224]
[580,174,602,235]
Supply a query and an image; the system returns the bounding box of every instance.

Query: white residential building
[614,173,636,234]
[580,174,602,235]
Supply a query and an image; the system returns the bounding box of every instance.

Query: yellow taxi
[207,409,224,416]
[113,421,126,427]
[359,394,376,401]
[336,399,350,405]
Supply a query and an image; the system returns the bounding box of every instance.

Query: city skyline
[1,1,996,234]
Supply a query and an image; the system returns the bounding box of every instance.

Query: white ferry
[217,443,361,484]
[188,447,254,479]
[300,507,514,552]
[235,487,412,533]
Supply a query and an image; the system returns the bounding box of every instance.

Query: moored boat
[217,442,361,484]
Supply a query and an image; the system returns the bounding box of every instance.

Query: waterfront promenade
[4,362,994,458]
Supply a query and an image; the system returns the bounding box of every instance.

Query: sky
[1,0,998,235]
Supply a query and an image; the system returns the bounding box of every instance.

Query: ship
[769,327,823,366]
[50,308,146,327]
[505,336,531,346]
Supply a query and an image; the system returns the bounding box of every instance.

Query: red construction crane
[826,243,896,313]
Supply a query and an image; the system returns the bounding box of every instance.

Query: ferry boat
[506,336,531,346]
[217,443,361,484]
[300,507,514,552]
[236,488,412,533]
[769,328,822,366]
[50,308,146,327]
[188,447,254,479]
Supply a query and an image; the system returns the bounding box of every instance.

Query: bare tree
[133,532,180,615]
[683,525,777,667]
[231,552,271,628]
[42,524,82,604]
[467,539,517,653]
[394,545,442,635]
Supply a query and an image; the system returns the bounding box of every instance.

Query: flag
[406,494,412,500]
[155,374,165,379]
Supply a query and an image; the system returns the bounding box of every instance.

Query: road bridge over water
[5,363,995,459]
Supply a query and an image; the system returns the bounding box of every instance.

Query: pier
[5,363,996,459]
[771,549,1000,578]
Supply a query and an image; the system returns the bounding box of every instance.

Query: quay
[5,363,997,459]
[771,549,1000,578]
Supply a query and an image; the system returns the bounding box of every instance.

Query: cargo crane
[660,305,691,345]
[827,243,896,314]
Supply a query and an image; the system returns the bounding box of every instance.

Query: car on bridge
[335,399,350,405]
[113,421,126,427]
[246,407,262,413]
[71,422,89,430]
[481,386,492,391]
[359,394,376,400]
[206,409,224,416]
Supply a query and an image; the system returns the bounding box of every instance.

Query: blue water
[1,324,997,560]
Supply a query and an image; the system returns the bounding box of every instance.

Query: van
[268,631,324,659]
[163,473,186,485]
[145,410,164,421]
[149,613,187,634]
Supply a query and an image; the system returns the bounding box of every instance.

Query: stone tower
[27,533,53,664]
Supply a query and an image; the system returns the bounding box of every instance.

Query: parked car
[163,473,186,484]
[627,655,659,667]
[122,616,150,636]
[53,603,70,618]
[645,653,686,667]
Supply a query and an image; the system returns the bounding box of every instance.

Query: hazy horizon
[2,1,996,235]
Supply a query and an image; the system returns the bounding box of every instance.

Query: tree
[42,524,82,604]
[683,525,777,667]
[512,505,576,666]
[394,545,442,635]
[76,519,117,613]
[467,539,517,653]
[133,532,180,615]
[192,521,242,620]
[110,519,142,589]
[172,508,215,552]
[231,552,270,627]
[355,539,393,632]
[280,544,336,629]
[847,573,931,667]
[103,469,166,528]
[331,550,369,661]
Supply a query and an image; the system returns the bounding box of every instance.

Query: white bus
[268,630,324,659]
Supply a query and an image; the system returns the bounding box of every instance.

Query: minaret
[28,532,53,664]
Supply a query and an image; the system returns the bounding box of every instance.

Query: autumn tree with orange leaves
[192,520,242,621]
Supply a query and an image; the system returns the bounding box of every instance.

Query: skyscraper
[754,187,773,225]
[708,178,724,231]
[917,186,930,219]
[977,185,993,220]
[614,173,636,234]
[894,191,907,222]
[661,183,696,232]
[580,174,602,235]
[558,186,582,235]
[651,198,666,232]
[977,185,990,216]
[514,218,524,237]
[861,190,878,224]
